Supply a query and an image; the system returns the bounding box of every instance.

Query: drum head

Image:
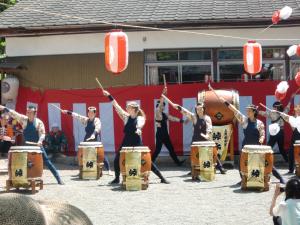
[242,145,273,153]
[294,140,300,146]
[9,146,41,153]
[191,141,216,147]
[78,142,103,147]
[120,146,150,152]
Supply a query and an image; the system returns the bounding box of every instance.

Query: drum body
[120,146,151,191]
[8,146,43,187]
[294,141,300,176]
[240,145,273,191]
[198,90,239,125]
[190,141,217,181]
[78,142,104,180]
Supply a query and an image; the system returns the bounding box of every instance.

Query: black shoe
[110,178,120,184]
[161,178,170,184]
[280,179,286,184]
[194,176,201,182]
[58,180,65,185]
[177,159,186,167]
[220,168,227,174]
[287,170,294,174]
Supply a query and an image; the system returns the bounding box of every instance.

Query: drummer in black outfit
[152,87,186,166]
[166,98,227,175]
[102,89,169,184]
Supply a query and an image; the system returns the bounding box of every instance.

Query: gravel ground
[0,159,295,225]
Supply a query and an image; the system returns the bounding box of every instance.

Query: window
[218,49,243,60]
[145,49,213,85]
[263,48,285,60]
[218,63,244,82]
[290,60,300,79]
[182,65,212,83]
[260,63,285,80]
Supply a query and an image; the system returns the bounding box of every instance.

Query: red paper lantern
[272,10,280,24]
[295,71,300,86]
[105,30,128,74]
[297,45,300,57]
[243,40,262,75]
[275,90,286,101]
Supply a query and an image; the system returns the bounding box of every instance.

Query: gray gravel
[0,159,294,225]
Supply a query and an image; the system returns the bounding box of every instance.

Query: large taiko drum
[198,90,239,125]
[294,140,300,176]
[77,142,104,180]
[120,146,151,191]
[7,146,43,190]
[240,145,273,191]
[190,141,218,181]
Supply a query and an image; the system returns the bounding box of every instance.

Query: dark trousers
[152,132,181,165]
[0,141,11,155]
[268,130,288,162]
[216,157,224,172]
[273,216,282,225]
[288,143,295,172]
[114,150,165,180]
[41,147,62,183]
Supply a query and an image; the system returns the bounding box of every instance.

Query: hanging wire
[1,2,300,41]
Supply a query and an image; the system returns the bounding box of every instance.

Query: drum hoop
[242,145,273,153]
[79,142,103,147]
[9,150,43,153]
[191,141,216,147]
[197,90,205,104]
[9,146,41,151]
[120,146,150,152]
[295,140,300,145]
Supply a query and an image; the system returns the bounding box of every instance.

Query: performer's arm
[167,114,185,123]
[204,115,213,140]
[258,120,265,144]
[136,116,146,135]
[94,118,101,134]
[37,119,46,145]
[2,107,28,125]
[258,110,269,118]
[172,104,195,123]
[62,110,88,126]
[103,90,129,122]
[220,98,246,124]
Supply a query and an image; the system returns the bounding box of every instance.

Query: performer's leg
[272,166,285,184]
[276,131,288,162]
[110,151,121,184]
[152,134,163,163]
[41,147,64,185]
[267,134,276,148]
[103,156,110,171]
[151,162,169,184]
[288,143,295,173]
[215,156,227,174]
[163,136,184,166]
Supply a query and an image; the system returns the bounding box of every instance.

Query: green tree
[0,0,17,59]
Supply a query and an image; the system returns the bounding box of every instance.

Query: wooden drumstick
[208,83,222,102]
[95,77,104,90]
[50,104,63,112]
[25,141,39,146]
[201,133,209,140]
[161,94,175,107]
[259,103,284,115]
[163,74,167,88]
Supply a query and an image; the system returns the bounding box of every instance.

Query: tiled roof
[0,0,300,30]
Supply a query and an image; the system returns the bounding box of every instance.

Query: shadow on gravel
[0,189,40,195]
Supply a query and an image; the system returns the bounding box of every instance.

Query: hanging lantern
[105,30,128,74]
[275,81,289,100]
[243,40,262,75]
[287,44,300,57]
[272,6,293,24]
[295,71,300,86]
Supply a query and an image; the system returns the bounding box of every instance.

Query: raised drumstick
[259,103,284,115]
[163,74,167,88]
[208,83,222,101]
[50,104,63,112]
[95,77,104,90]
[161,94,175,107]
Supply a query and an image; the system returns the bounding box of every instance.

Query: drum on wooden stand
[77,142,104,180]
[120,146,151,191]
[190,141,217,181]
[294,140,300,176]
[198,89,239,125]
[6,146,43,194]
[240,145,273,191]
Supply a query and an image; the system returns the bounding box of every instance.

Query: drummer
[0,113,14,157]
[0,105,64,185]
[61,106,110,172]
[259,100,293,163]
[153,87,186,166]
[220,100,285,184]
[169,101,227,175]
[102,89,169,184]
[280,103,300,174]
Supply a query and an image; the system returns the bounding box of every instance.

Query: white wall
[6,27,300,57]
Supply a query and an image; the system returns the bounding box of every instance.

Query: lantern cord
[1,2,300,41]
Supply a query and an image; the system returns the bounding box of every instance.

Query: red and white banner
[15,81,299,155]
